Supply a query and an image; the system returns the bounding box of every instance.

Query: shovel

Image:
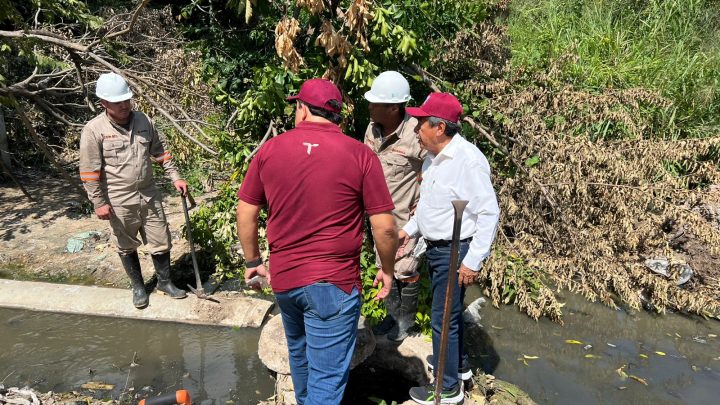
[180,193,217,302]
[434,199,469,405]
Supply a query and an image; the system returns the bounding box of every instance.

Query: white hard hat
[364,71,411,103]
[95,72,133,102]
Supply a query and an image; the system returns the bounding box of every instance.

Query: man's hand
[245,263,270,285]
[95,204,114,220]
[397,230,410,258]
[458,264,477,287]
[173,179,188,197]
[372,269,393,301]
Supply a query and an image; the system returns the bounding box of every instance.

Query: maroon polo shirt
[238,121,394,294]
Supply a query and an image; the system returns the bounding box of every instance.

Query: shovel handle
[181,195,203,292]
[434,199,469,404]
[186,192,196,209]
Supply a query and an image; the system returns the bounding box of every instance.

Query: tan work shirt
[79,111,181,209]
[364,114,425,228]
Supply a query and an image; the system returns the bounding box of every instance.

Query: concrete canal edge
[0,279,273,328]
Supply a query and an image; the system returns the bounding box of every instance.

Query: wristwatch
[245,257,263,268]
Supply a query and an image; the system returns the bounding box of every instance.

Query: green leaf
[524,155,540,167]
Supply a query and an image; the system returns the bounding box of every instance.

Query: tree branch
[104,0,152,41]
[246,120,277,162]
[2,84,86,200]
[126,72,214,143]
[86,53,217,155]
[0,30,88,52]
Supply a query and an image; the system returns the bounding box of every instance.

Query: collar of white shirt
[429,133,463,163]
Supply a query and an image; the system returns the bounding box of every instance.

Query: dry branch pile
[432,13,720,322]
[0,5,218,162]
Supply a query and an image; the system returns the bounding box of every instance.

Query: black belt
[425,237,472,248]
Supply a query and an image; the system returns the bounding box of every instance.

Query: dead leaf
[616,365,628,379]
[81,382,114,390]
[565,339,583,344]
[628,375,648,386]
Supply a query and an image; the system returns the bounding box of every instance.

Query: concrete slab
[0,279,273,328]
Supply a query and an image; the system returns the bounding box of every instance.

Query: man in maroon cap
[236,78,398,405]
[399,93,500,404]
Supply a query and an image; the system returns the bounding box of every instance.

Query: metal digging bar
[434,199,469,405]
[180,193,217,302]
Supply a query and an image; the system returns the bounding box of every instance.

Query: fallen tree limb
[3,84,86,200]
[1,10,218,157]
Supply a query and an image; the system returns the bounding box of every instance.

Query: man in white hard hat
[79,72,188,308]
[364,70,426,341]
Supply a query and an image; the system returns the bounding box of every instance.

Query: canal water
[466,288,720,405]
[1,289,719,404]
[0,309,275,403]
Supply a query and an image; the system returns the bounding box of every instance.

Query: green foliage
[508,0,720,138]
[187,184,245,278]
[360,244,432,335]
[360,245,384,323]
[1,0,102,28]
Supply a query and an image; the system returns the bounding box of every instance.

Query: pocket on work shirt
[381,153,411,182]
[303,282,345,320]
[136,137,152,174]
[102,140,127,166]
[136,136,151,154]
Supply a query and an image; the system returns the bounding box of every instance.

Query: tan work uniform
[79,111,181,255]
[364,114,426,279]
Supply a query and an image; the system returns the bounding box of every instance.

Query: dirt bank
[0,170,206,288]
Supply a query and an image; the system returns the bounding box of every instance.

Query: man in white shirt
[399,92,500,405]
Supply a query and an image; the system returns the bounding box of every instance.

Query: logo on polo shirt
[303,142,319,155]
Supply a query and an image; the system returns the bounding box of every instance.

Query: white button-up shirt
[402,134,500,271]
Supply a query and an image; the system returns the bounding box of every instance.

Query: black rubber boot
[119,251,149,309]
[152,252,187,299]
[373,280,401,335]
[388,280,419,341]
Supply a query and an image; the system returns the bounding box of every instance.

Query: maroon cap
[287,78,343,113]
[406,92,463,122]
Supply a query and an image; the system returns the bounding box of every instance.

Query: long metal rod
[434,199,469,404]
[181,195,203,293]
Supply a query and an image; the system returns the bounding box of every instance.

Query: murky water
[0,309,275,404]
[465,288,720,405]
[2,289,719,405]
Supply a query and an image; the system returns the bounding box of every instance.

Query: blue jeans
[427,242,469,391]
[275,282,360,405]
